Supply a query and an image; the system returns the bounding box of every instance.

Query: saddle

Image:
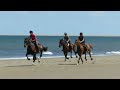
[31,41,40,52]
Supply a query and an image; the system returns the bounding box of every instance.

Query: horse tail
[89,44,93,50]
[43,47,48,51]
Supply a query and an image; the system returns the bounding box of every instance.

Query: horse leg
[73,45,78,58]
[80,54,83,64]
[70,51,73,58]
[77,55,83,65]
[88,51,93,60]
[74,51,78,58]
[77,56,80,65]
[33,53,36,63]
[63,52,66,61]
[64,52,69,61]
[40,51,42,59]
[38,51,42,63]
[76,52,78,58]
[69,45,73,58]
[86,44,93,60]
[85,52,87,63]
[26,53,30,60]
[66,52,69,59]
[77,53,83,65]
[88,51,94,64]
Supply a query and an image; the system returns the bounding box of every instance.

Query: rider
[78,32,87,51]
[64,32,71,46]
[78,32,85,45]
[62,32,72,51]
[29,31,39,52]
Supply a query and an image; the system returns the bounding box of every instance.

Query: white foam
[0,56,65,60]
[106,51,120,55]
[0,57,27,60]
[43,51,53,55]
[1,51,120,60]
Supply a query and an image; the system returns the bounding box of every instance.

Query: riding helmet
[29,31,33,33]
[64,32,67,35]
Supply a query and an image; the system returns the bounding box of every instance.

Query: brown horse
[24,37,48,63]
[74,39,93,65]
[59,39,76,61]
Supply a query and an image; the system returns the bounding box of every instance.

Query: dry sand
[0,55,120,79]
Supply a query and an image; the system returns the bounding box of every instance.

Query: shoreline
[0,54,119,61]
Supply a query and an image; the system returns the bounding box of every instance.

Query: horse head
[74,39,81,46]
[59,39,65,47]
[24,37,31,48]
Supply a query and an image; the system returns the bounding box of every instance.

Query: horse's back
[38,44,43,49]
[85,44,93,52]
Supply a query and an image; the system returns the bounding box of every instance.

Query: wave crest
[106,51,120,55]
[43,51,53,55]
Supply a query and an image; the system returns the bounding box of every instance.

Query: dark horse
[74,39,93,65]
[59,39,76,61]
[24,37,48,63]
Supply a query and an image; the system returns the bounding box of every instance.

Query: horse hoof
[66,58,69,59]
[71,57,73,58]
[38,60,40,63]
[28,59,30,60]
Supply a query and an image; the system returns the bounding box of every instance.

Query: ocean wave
[1,51,120,60]
[43,51,53,55]
[0,56,65,60]
[106,51,120,55]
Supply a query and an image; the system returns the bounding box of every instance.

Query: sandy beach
[0,55,120,79]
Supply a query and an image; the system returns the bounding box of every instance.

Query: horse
[24,37,48,63]
[74,39,93,65]
[59,39,76,61]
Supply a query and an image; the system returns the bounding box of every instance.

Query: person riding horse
[77,32,88,52]
[29,31,39,52]
[63,32,71,51]
[78,32,85,45]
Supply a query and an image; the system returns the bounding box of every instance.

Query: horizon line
[0,34,120,37]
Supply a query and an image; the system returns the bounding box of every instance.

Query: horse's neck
[76,43,83,48]
[62,43,68,47]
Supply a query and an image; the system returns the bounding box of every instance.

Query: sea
[0,35,120,60]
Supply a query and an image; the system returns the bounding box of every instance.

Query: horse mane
[75,39,81,45]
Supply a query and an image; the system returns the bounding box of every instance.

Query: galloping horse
[74,39,93,65]
[24,37,48,63]
[59,39,76,61]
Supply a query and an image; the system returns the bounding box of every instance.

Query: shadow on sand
[58,63,77,65]
[6,64,35,67]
